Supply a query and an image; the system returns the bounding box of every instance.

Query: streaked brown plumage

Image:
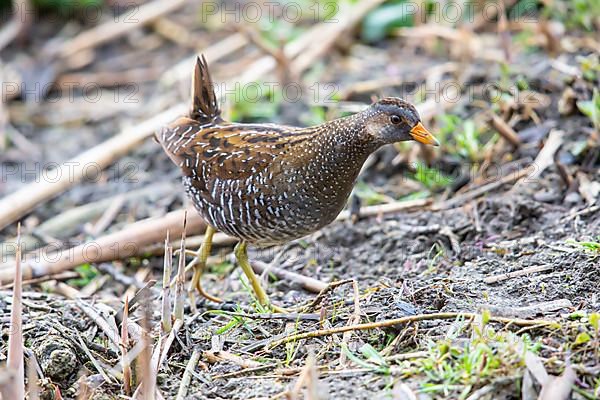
[157,55,439,309]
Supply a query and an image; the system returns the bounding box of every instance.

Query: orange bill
[410,122,439,146]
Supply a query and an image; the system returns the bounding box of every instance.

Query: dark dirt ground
[0,1,599,399]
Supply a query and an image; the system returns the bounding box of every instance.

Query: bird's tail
[155,55,220,165]
[190,55,221,123]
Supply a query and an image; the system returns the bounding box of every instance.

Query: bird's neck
[302,115,376,185]
[320,113,378,162]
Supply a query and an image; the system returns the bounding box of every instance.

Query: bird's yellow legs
[234,241,286,313]
[187,230,284,312]
[188,225,222,303]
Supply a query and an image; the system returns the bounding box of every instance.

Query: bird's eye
[390,115,401,124]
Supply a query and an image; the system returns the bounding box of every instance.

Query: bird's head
[363,97,439,146]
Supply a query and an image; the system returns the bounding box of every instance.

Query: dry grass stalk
[160,32,248,87]
[75,335,116,384]
[137,294,156,400]
[55,0,186,58]
[539,364,576,400]
[161,232,173,333]
[75,374,92,400]
[289,353,322,400]
[0,0,30,51]
[0,208,205,282]
[75,298,120,353]
[26,349,40,400]
[156,319,184,369]
[173,215,187,321]
[338,280,361,367]
[86,194,126,237]
[2,223,24,400]
[121,296,132,396]
[303,279,354,313]
[432,166,534,211]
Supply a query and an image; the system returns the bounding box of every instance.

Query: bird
[157,55,439,311]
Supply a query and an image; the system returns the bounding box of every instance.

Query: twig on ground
[79,274,111,298]
[44,281,81,299]
[0,0,30,51]
[236,24,293,83]
[483,264,554,284]
[175,348,201,400]
[29,184,174,244]
[212,363,277,380]
[487,112,521,147]
[385,351,429,362]
[137,293,157,400]
[559,205,600,223]
[514,130,565,187]
[0,104,185,231]
[252,260,327,293]
[214,310,320,322]
[203,350,262,369]
[303,279,354,313]
[123,268,153,303]
[0,271,78,289]
[337,198,431,220]
[26,346,40,400]
[266,312,559,350]
[160,33,248,87]
[86,194,126,237]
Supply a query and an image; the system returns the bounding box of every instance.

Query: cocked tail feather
[156,55,221,166]
[191,55,220,123]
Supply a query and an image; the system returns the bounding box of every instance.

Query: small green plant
[239,276,270,314]
[284,318,302,366]
[67,263,98,287]
[229,81,282,123]
[412,163,452,190]
[390,314,542,398]
[455,120,481,161]
[214,313,245,335]
[577,54,600,82]
[577,88,600,133]
[300,106,328,126]
[566,237,600,253]
[542,0,600,31]
[437,114,497,162]
[342,343,391,374]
